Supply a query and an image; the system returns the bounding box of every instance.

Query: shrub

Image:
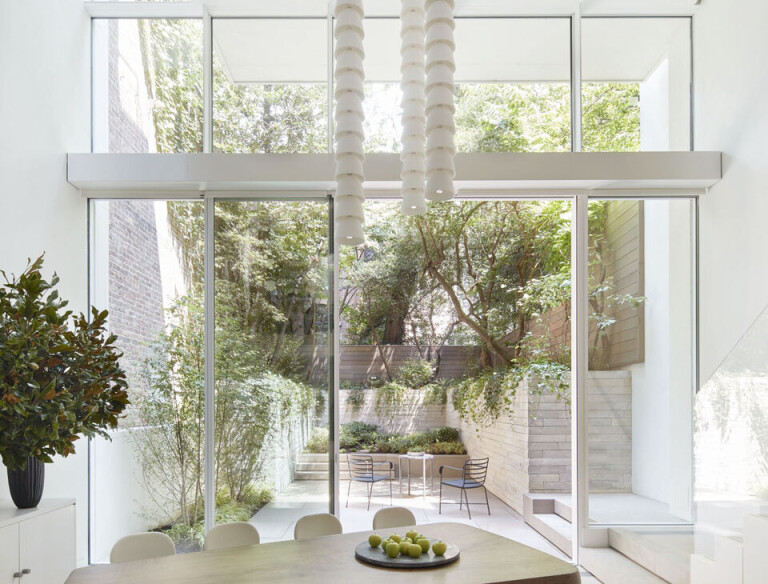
[396,358,435,388]
[427,441,466,455]
[305,427,329,453]
[339,421,380,450]
[423,426,460,443]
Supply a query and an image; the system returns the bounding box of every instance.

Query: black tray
[354,539,460,569]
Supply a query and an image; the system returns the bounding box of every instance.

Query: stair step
[295,471,329,480]
[295,462,330,471]
[298,453,330,462]
[580,547,669,584]
[608,527,693,584]
[526,513,572,556]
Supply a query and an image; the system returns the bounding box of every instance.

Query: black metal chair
[438,457,490,520]
[346,454,393,511]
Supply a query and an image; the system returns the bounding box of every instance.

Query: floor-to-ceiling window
[87,6,701,574]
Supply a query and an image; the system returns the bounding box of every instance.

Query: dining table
[66,522,580,584]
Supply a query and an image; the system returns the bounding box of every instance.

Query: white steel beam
[68,152,722,195]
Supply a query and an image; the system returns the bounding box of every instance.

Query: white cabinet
[0,501,75,584]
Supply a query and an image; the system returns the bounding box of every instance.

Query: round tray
[355,539,460,569]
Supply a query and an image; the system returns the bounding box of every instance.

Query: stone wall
[445,371,633,514]
[340,389,447,434]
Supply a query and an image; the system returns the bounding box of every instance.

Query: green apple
[405,530,419,541]
[403,537,412,544]
[431,541,447,556]
[408,544,422,558]
[381,538,392,552]
[416,538,430,553]
[389,534,402,543]
[386,542,400,558]
[368,534,382,548]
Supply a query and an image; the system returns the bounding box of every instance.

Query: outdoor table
[65,522,580,584]
[399,452,434,498]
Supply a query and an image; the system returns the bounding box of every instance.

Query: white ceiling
[213,17,689,84]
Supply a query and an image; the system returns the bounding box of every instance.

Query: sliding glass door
[212,199,331,542]
[89,197,332,559]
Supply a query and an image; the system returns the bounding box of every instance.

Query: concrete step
[295,462,330,472]
[295,471,329,480]
[298,453,330,462]
[608,527,693,584]
[527,513,572,556]
[580,547,669,584]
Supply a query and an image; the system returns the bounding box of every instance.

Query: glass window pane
[92,19,203,153]
[212,19,328,153]
[91,200,205,560]
[361,18,571,153]
[338,200,572,530]
[581,18,691,152]
[214,201,330,538]
[587,198,695,525]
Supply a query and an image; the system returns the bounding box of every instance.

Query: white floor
[250,480,599,583]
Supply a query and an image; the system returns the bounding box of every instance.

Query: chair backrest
[294,513,343,540]
[204,522,260,551]
[372,507,416,530]
[462,457,489,486]
[347,454,374,481]
[110,532,176,564]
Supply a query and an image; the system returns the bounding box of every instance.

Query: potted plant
[0,256,129,508]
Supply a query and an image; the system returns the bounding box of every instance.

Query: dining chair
[346,454,393,511]
[438,457,491,520]
[293,513,343,540]
[110,532,176,563]
[204,521,260,551]
[372,506,416,529]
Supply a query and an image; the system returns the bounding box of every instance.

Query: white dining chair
[110,532,176,564]
[293,513,343,540]
[204,522,261,551]
[372,506,416,530]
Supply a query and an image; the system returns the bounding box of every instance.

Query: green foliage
[582,83,641,152]
[423,382,449,406]
[135,290,315,527]
[339,422,381,450]
[427,441,466,455]
[305,427,329,454]
[396,358,435,389]
[0,256,128,471]
[346,387,365,412]
[375,382,409,416]
[449,363,569,428]
[455,83,571,153]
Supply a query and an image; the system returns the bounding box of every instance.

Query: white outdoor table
[399,452,434,498]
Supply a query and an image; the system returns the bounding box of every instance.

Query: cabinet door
[19,506,75,584]
[0,523,19,584]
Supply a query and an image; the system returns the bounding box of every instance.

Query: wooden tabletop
[67,522,580,584]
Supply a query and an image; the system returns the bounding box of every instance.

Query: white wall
[696,0,768,384]
[0,0,91,566]
[694,0,768,546]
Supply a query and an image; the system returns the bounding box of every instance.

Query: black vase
[7,457,45,509]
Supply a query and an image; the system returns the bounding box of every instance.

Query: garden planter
[7,457,45,509]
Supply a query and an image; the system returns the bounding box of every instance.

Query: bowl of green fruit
[355,530,459,569]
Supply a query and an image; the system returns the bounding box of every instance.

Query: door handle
[13,573,22,579]
[21,569,31,574]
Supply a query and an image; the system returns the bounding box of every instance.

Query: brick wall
[108,200,166,418]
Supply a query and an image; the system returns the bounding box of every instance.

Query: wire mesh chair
[438,457,490,520]
[346,454,393,511]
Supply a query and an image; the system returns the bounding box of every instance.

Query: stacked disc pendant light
[399,0,427,216]
[425,0,456,201]
[334,0,366,245]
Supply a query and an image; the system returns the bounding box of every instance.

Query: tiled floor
[250,480,600,583]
